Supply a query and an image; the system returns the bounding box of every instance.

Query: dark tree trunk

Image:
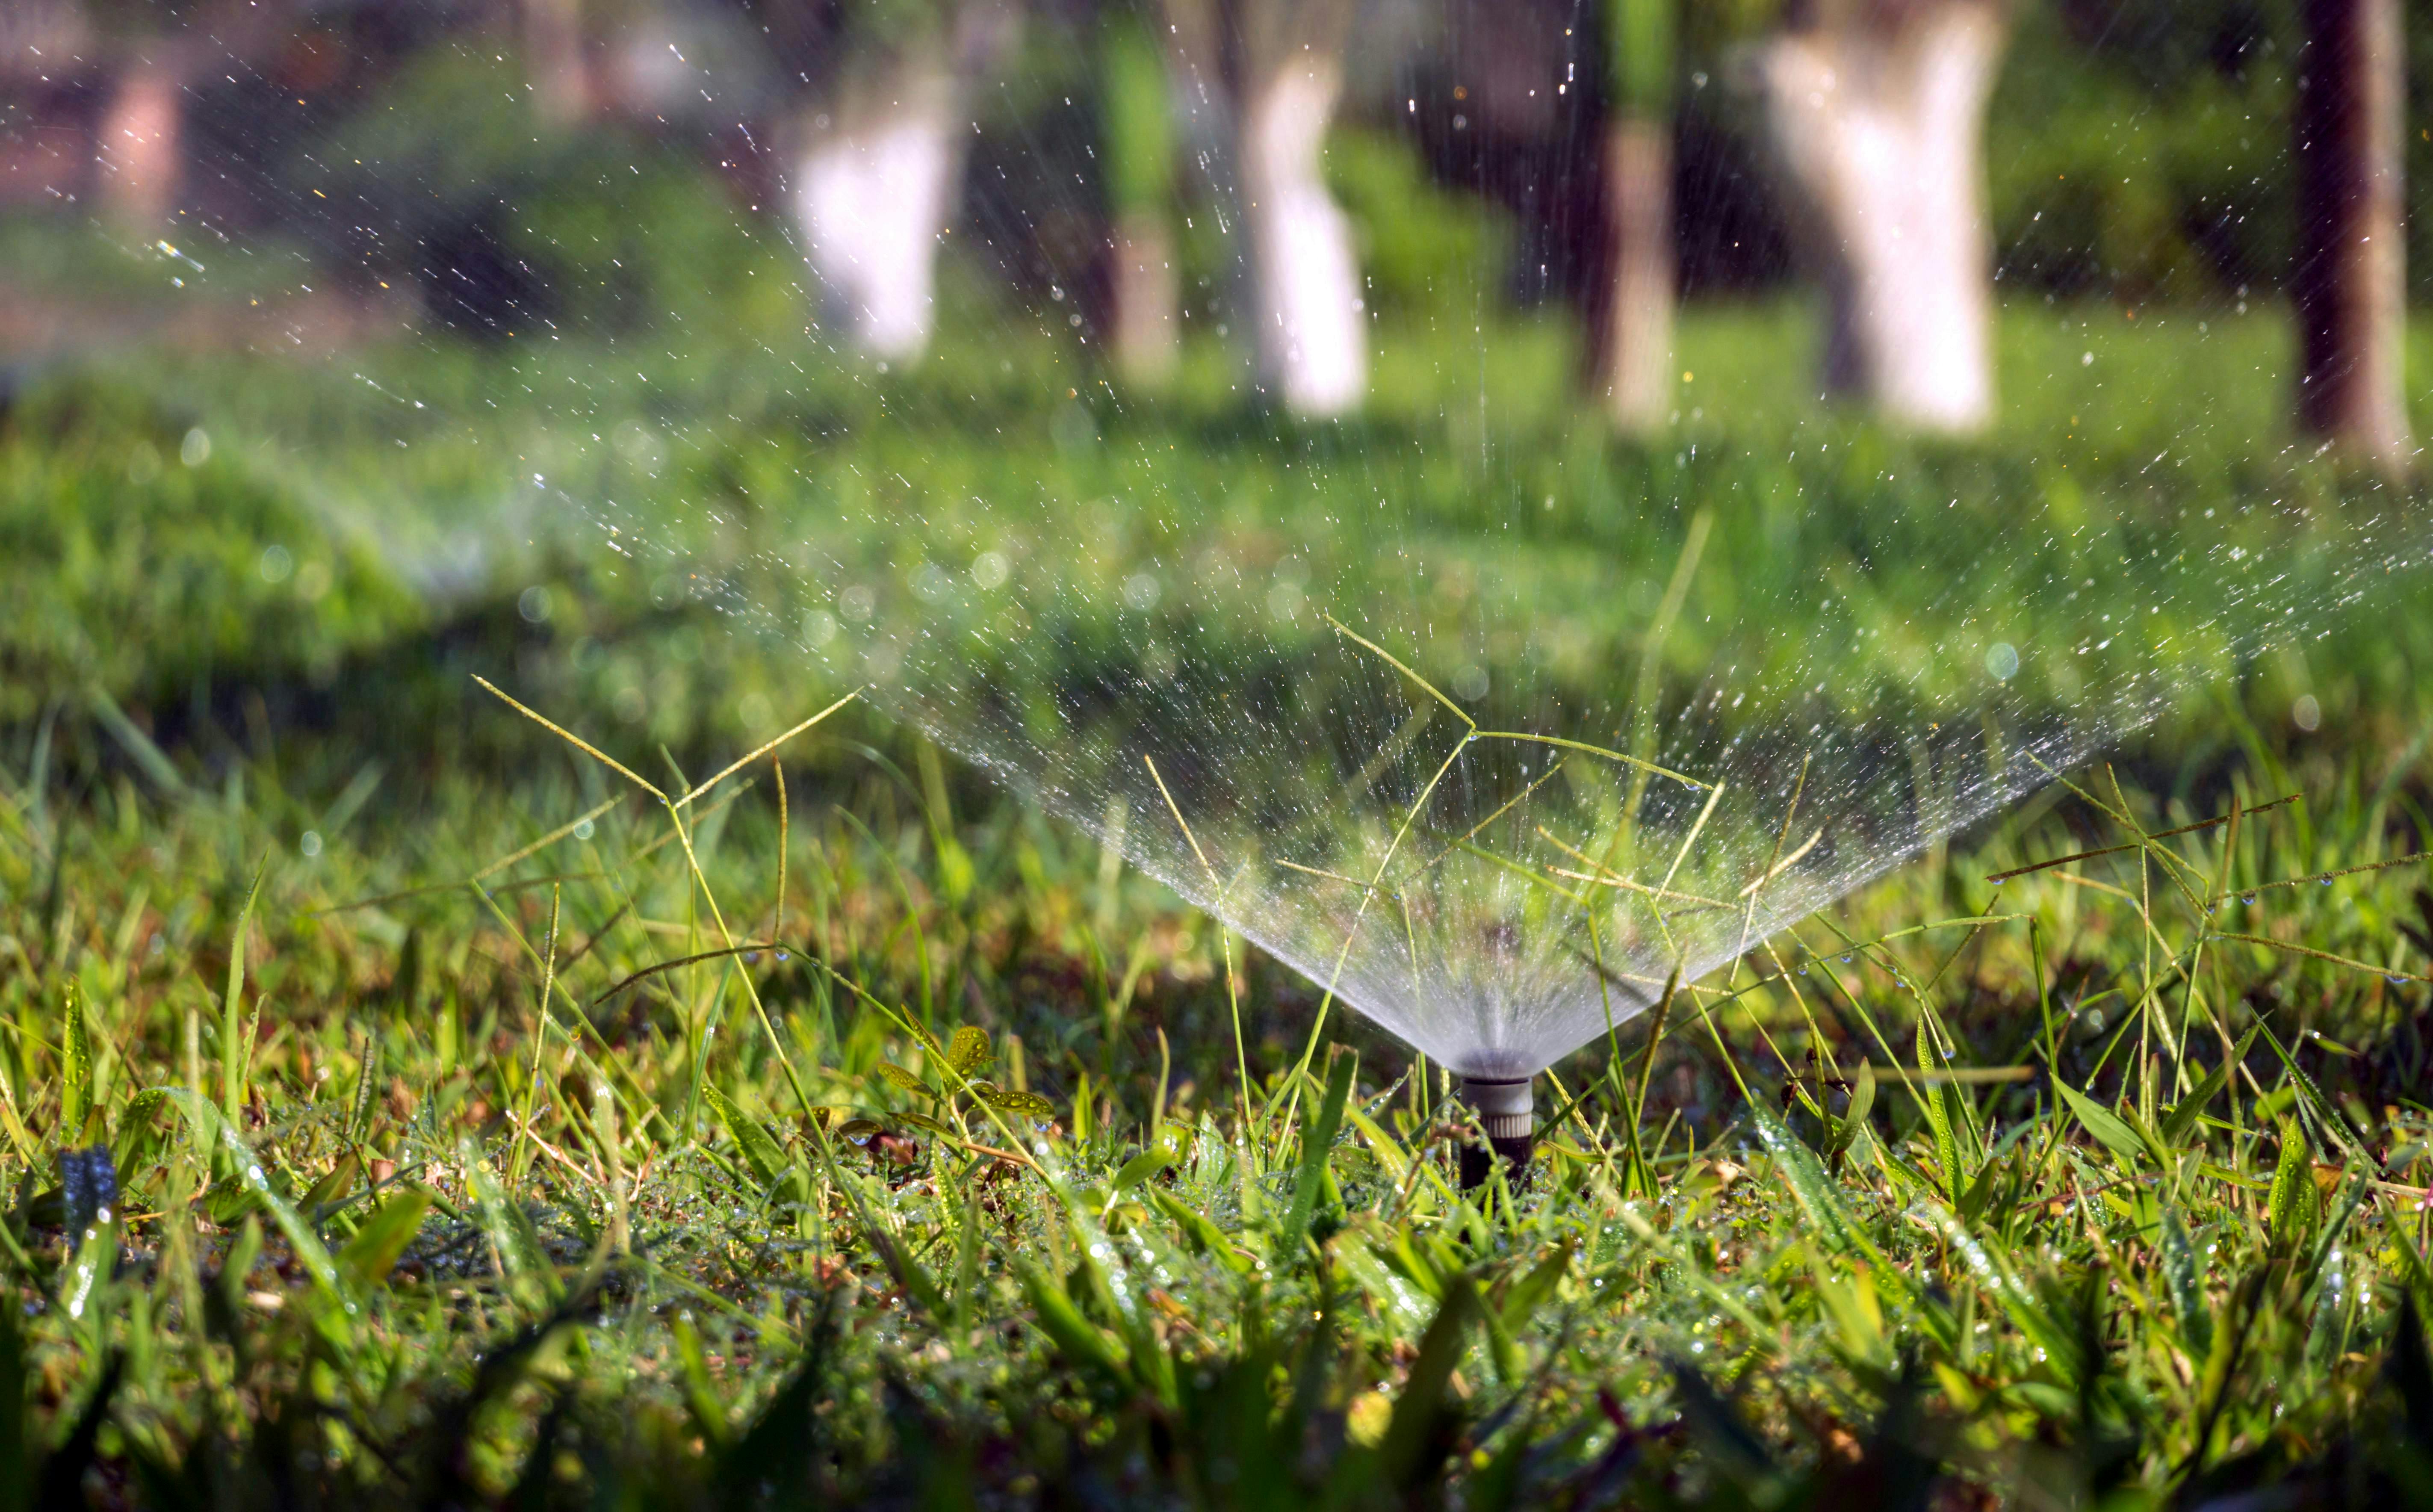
[2293,0,2409,472]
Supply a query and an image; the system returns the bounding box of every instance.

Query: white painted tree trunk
[790,63,960,363]
[1110,211,1181,382]
[1754,2,2004,433]
[1591,120,1674,433]
[97,65,183,226]
[521,0,592,127]
[1236,60,1365,416]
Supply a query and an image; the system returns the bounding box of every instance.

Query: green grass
[5,679,2433,1505]
[6,267,2433,1503]
[10,289,2432,768]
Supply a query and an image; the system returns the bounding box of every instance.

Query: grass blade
[221,859,266,1125]
[1277,1045,1355,1258]
[58,979,90,1143]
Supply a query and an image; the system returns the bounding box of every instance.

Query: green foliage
[306,47,800,335]
[1327,127,1515,320]
[2,291,2428,776]
[1098,9,1173,216]
[0,379,421,726]
[1606,0,1676,116]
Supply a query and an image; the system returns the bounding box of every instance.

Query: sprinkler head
[1456,1076,1535,1192]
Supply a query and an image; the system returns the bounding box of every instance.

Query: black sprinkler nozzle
[1456,1075,1534,1192]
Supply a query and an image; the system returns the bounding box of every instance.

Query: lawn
[3,284,2433,1505]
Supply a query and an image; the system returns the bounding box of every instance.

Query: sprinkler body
[1457,1076,1535,1192]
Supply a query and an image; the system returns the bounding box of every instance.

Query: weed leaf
[2055,1080,2156,1172]
[1372,1277,1478,1488]
[159,1088,345,1299]
[702,1083,791,1190]
[1912,1200,2080,1385]
[1111,1146,1172,1192]
[969,1083,1056,1120]
[946,1026,991,1076]
[1746,1096,1859,1253]
[1148,1188,1252,1274]
[337,1188,432,1288]
[2267,1119,2321,1252]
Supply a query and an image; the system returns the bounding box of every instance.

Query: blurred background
[0,0,2425,863]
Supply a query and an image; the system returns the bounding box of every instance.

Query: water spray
[129,0,2431,1209]
[1457,1075,1534,1192]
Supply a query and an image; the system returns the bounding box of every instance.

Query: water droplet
[2389,976,2407,986]
[776,950,790,962]
[2322,877,2334,886]
[2242,895,2256,905]
[1840,955,1852,965]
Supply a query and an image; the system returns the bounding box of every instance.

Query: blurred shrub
[302,48,799,339]
[1988,2,2293,298]
[1327,127,1515,319]
[0,378,421,725]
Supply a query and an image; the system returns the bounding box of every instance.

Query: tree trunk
[790,61,962,363]
[1109,212,1181,381]
[2293,0,2409,471]
[1589,120,1674,431]
[1236,53,1364,416]
[1101,11,1180,384]
[521,0,592,128]
[96,64,183,227]
[1754,1,2004,434]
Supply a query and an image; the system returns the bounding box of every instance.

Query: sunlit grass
[4,677,2433,1502]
